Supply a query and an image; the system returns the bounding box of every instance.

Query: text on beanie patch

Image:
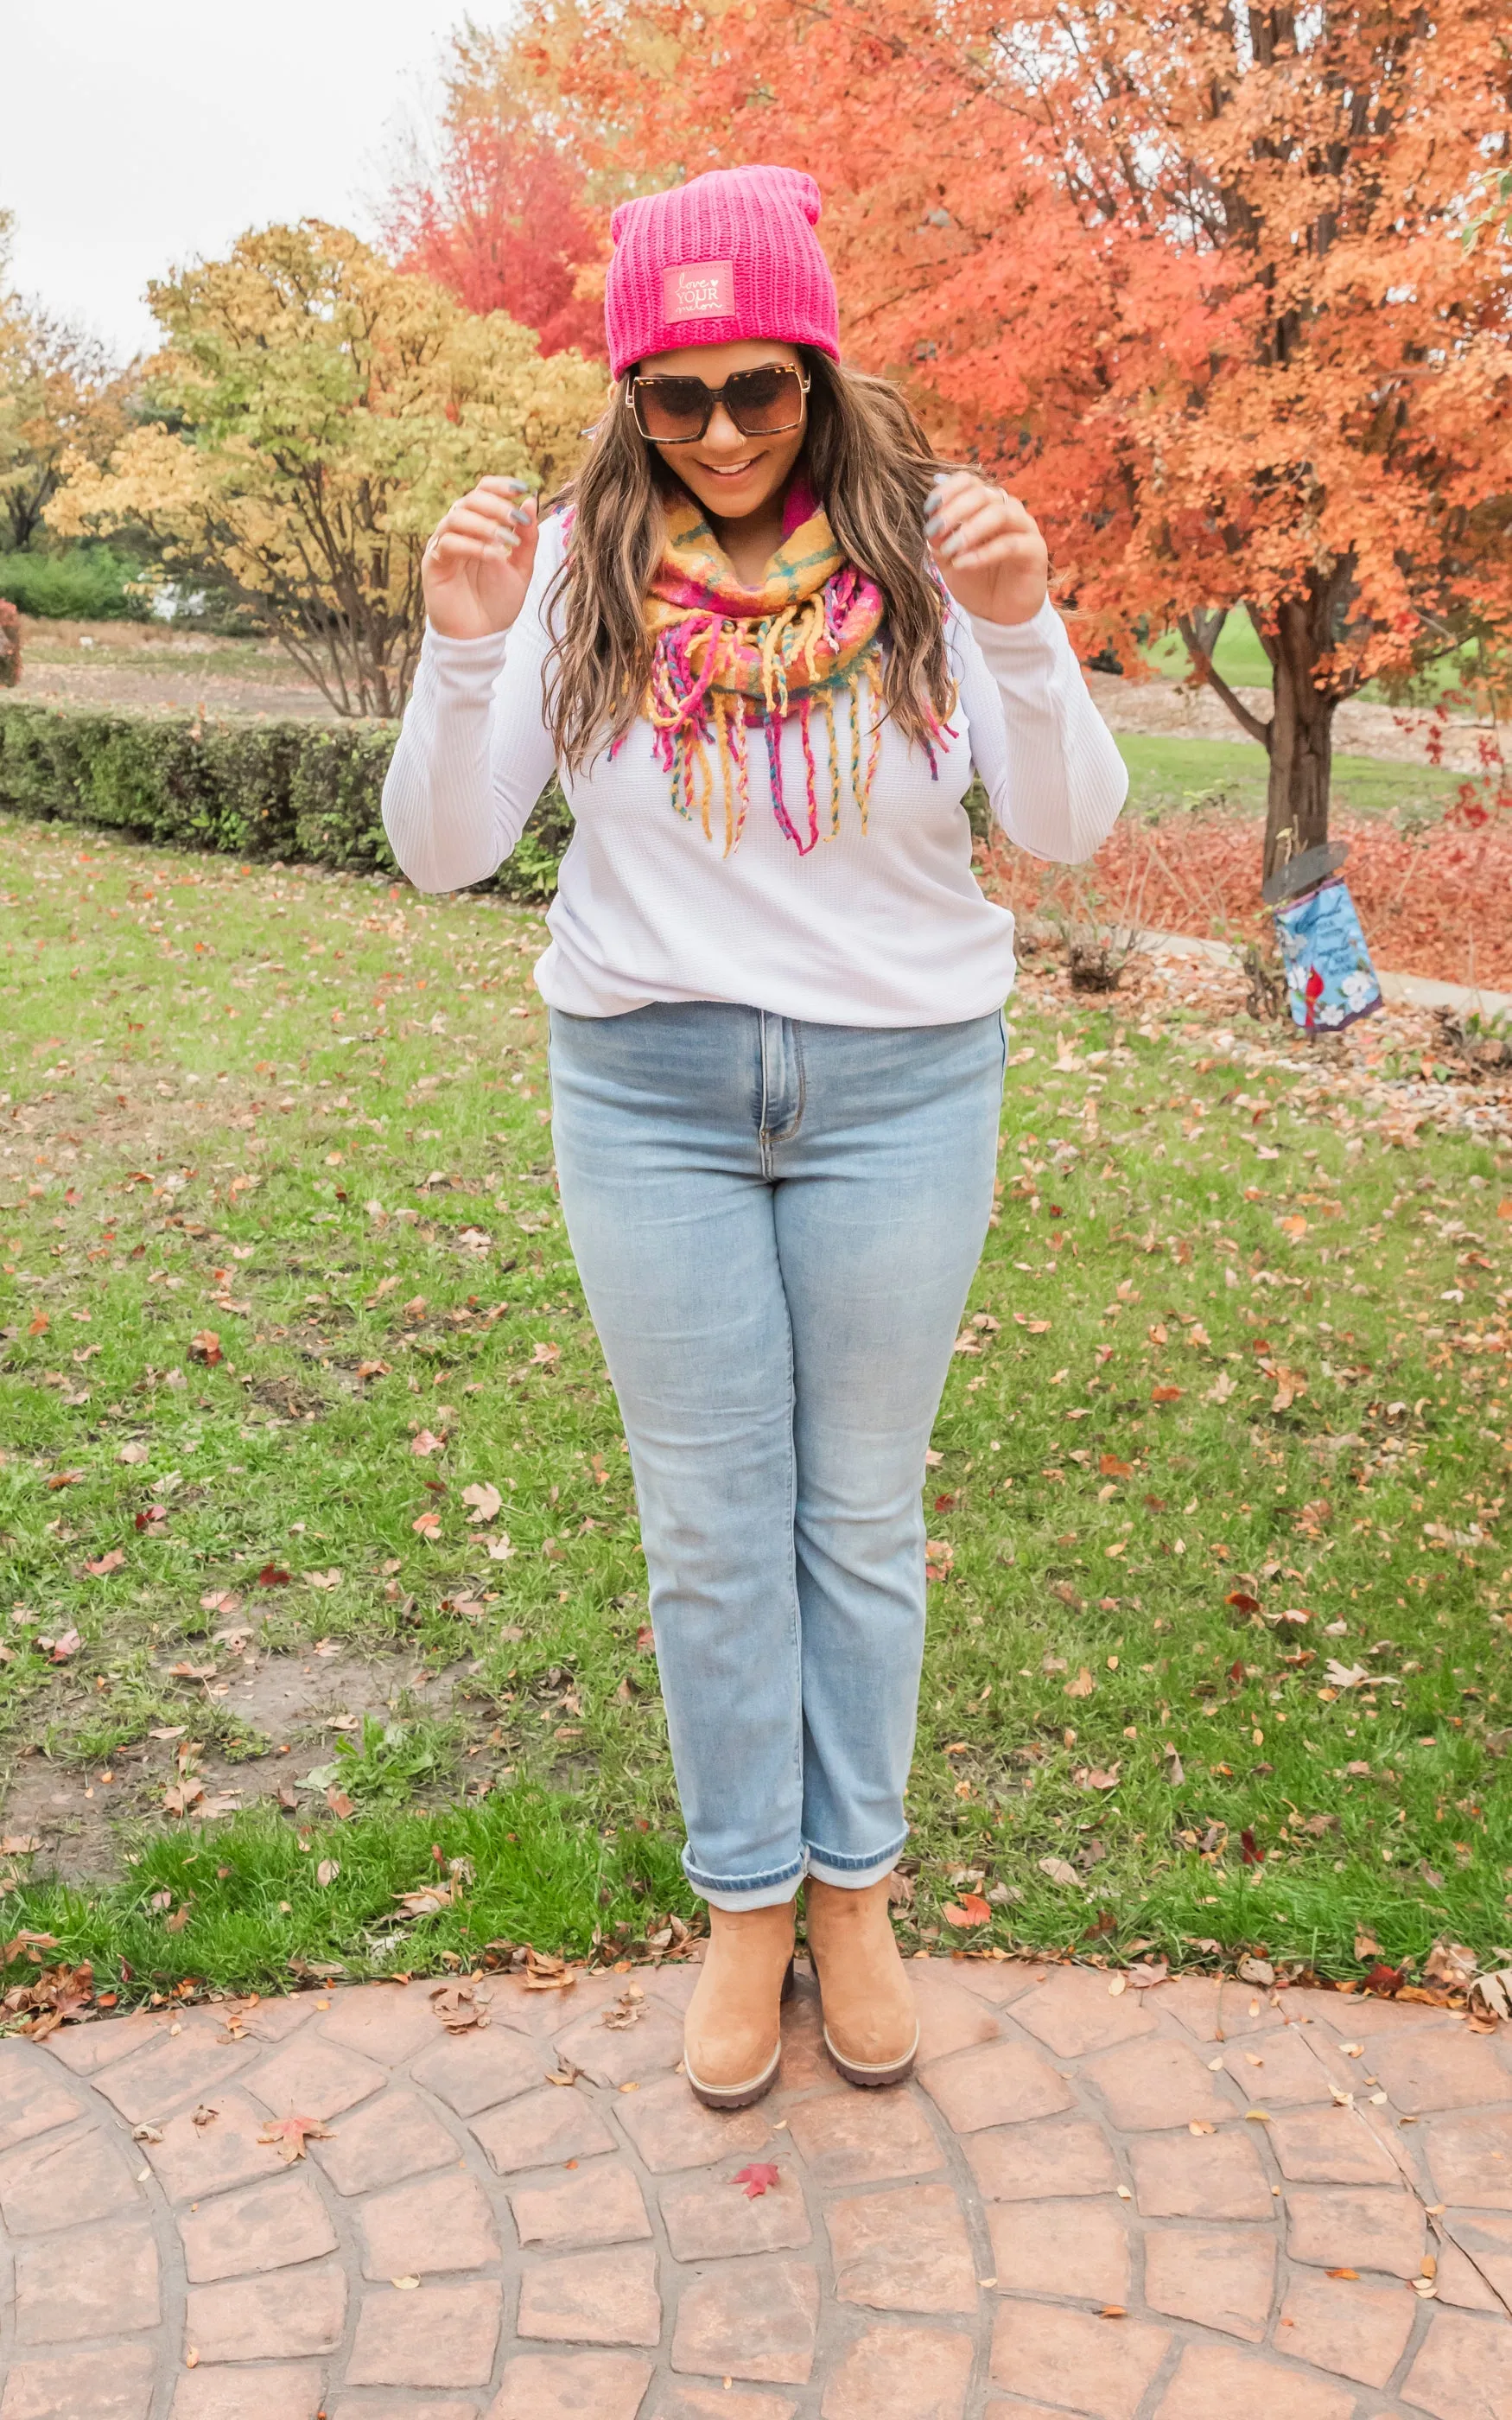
[663,262,735,322]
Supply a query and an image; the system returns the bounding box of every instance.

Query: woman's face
[634,340,808,525]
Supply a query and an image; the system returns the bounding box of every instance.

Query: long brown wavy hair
[543,349,957,777]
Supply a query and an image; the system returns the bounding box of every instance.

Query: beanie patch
[663,263,735,322]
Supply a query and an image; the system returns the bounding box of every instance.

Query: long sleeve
[955,595,1128,864]
[381,521,563,895]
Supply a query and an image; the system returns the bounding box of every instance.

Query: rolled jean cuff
[804,1830,908,1891]
[684,1845,806,1914]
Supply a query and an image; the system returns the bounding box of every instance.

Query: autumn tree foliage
[384,25,606,358]
[48,221,602,716]
[0,209,137,556]
[530,0,1512,876]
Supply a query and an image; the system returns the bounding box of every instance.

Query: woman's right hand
[422,477,539,640]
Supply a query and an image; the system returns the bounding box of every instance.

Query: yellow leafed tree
[1,211,137,554]
[49,220,604,715]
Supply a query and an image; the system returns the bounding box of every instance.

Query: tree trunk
[1261,594,1336,884]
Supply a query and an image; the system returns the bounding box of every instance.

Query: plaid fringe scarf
[628,489,943,857]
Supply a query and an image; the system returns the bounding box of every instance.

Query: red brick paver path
[3,1957,1509,2418]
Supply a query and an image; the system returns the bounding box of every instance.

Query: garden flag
[1272,874,1382,1033]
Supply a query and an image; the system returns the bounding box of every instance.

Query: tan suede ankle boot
[683,1900,797,2110]
[804,1876,918,2088]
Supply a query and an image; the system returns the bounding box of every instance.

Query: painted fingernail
[502,476,529,492]
[940,534,961,558]
[510,504,532,525]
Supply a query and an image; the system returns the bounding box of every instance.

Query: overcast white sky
[4,0,472,360]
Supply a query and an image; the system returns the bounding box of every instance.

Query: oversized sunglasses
[626,364,810,444]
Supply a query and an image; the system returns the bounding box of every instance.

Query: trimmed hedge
[0,699,572,901]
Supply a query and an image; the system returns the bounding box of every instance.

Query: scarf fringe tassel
[643,603,939,858]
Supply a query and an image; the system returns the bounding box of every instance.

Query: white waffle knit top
[381,513,1128,1026]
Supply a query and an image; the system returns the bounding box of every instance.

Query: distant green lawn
[1145,608,1481,708]
[1116,734,1464,824]
[1,812,1509,2002]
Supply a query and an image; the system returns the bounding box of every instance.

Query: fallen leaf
[411,1511,443,1539]
[1065,1666,1096,1698]
[190,2104,218,2129]
[1076,1765,1121,1792]
[461,1482,503,1523]
[391,2274,421,2289]
[734,2162,781,2199]
[486,1534,515,1561]
[1325,1659,1371,1690]
[1038,1855,1082,1888]
[117,1441,149,1463]
[86,1549,125,1576]
[255,1564,292,1588]
[356,1359,391,1379]
[1100,1455,1132,1478]
[1326,2268,1360,2281]
[431,1981,491,2032]
[1161,1744,1185,1785]
[1354,1926,1383,1962]
[410,1429,446,1457]
[0,1834,39,1855]
[942,1893,993,1929]
[1363,1962,1407,1996]
[37,1629,81,1663]
[315,1860,340,1888]
[257,2114,334,2163]
[188,1330,222,1366]
[1471,1966,1512,2022]
[393,1883,456,1920]
[1151,1385,1183,1404]
[1422,1939,1477,1991]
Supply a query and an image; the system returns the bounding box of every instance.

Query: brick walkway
[2,1957,1510,2420]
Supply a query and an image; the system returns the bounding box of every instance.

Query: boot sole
[684,1956,795,2111]
[823,2019,920,2091]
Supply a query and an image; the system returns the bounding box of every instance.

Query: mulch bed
[981,809,1512,992]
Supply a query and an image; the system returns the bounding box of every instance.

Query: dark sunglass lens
[637,379,709,441]
[727,367,801,431]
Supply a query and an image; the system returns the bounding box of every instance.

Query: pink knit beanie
[604,166,840,381]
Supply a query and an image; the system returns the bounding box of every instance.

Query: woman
[383,163,1127,2109]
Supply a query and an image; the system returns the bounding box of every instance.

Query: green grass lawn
[1144,608,1483,709]
[2,812,1509,2005]
[1116,735,1465,826]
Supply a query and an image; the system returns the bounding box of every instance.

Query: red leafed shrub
[982,810,1512,991]
[0,601,21,691]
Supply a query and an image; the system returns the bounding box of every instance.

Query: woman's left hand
[926,472,1049,627]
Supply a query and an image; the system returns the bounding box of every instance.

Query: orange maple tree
[499,0,1512,879]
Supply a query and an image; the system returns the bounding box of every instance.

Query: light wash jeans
[549,1001,1005,1910]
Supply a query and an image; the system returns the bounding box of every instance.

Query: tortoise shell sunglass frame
[625,364,811,445]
